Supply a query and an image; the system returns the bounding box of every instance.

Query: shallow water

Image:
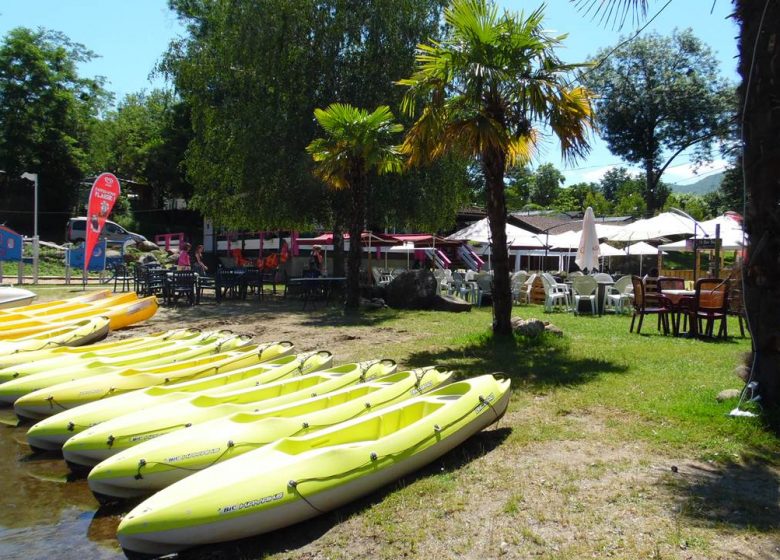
[0,409,124,560]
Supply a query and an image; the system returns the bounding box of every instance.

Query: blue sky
[0,0,739,186]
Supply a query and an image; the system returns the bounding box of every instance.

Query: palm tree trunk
[346,174,366,312]
[737,0,780,407]
[483,149,513,336]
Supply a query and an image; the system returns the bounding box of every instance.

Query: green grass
[355,305,774,461]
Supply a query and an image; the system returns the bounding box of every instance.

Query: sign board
[68,240,107,271]
[694,238,721,250]
[84,172,121,272]
[0,226,22,261]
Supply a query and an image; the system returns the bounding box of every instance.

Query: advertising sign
[68,239,107,271]
[0,226,22,261]
[84,172,121,272]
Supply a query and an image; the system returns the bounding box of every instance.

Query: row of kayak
[0,289,158,341]
[0,295,511,557]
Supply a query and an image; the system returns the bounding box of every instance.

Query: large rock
[385,270,438,309]
[432,294,472,312]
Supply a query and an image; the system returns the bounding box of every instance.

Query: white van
[65,217,147,245]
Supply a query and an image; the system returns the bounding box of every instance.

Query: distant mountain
[671,172,724,195]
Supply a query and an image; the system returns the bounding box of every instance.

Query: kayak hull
[87,367,452,497]
[117,376,510,555]
[14,339,283,420]
[29,350,331,451]
[0,287,36,309]
[65,360,397,466]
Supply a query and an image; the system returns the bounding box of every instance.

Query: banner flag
[84,173,121,273]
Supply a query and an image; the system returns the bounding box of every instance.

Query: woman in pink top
[177,242,192,270]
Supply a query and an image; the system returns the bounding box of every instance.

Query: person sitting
[177,242,192,270]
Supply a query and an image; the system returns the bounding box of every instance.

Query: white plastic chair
[541,274,570,312]
[604,275,633,314]
[571,275,597,315]
[511,272,530,304]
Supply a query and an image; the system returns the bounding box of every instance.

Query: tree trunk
[345,174,366,312]
[332,224,345,278]
[644,160,658,216]
[737,0,780,407]
[483,148,513,336]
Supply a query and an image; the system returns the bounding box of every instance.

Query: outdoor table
[661,289,695,336]
[286,276,346,309]
[661,289,695,305]
[596,280,614,316]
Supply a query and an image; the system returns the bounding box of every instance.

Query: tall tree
[530,163,565,207]
[400,0,592,336]
[163,0,453,235]
[96,90,193,208]
[585,29,734,216]
[0,27,108,237]
[575,0,780,407]
[736,0,780,406]
[307,104,403,311]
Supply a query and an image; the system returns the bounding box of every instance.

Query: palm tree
[399,0,593,336]
[307,103,403,311]
[574,0,780,405]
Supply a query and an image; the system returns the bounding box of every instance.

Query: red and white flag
[84,172,121,273]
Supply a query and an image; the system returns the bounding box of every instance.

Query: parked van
[66,217,147,245]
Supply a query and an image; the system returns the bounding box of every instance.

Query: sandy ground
[94,294,780,560]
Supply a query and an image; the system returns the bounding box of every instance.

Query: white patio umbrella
[447,218,544,247]
[625,241,661,276]
[575,207,601,273]
[608,211,696,242]
[598,242,625,257]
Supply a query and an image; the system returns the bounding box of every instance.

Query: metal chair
[111,263,133,293]
[167,270,197,306]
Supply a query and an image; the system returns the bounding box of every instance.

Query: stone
[716,388,742,402]
[512,318,546,337]
[385,270,438,309]
[136,239,160,252]
[432,294,472,312]
[511,317,564,338]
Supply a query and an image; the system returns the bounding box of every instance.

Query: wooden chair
[727,272,747,337]
[687,278,729,338]
[629,275,671,335]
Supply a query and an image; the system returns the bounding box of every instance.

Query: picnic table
[286,276,346,309]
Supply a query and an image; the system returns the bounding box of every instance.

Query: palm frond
[570,0,649,30]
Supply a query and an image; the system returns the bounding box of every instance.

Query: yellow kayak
[116,375,510,555]
[0,292,136,325]
[28,350,334,451]
[0,331,244,404]
[15,340,291,420]
[84,367,452,491]
[60,359,397,467]
[0,328,202,370]
[0,316,110,358]
[0,289,115,318]
[0,295,158,339]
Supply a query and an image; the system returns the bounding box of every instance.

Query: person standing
[177,242,192,270]
[308,245,323,276]
[193,244,208,275]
